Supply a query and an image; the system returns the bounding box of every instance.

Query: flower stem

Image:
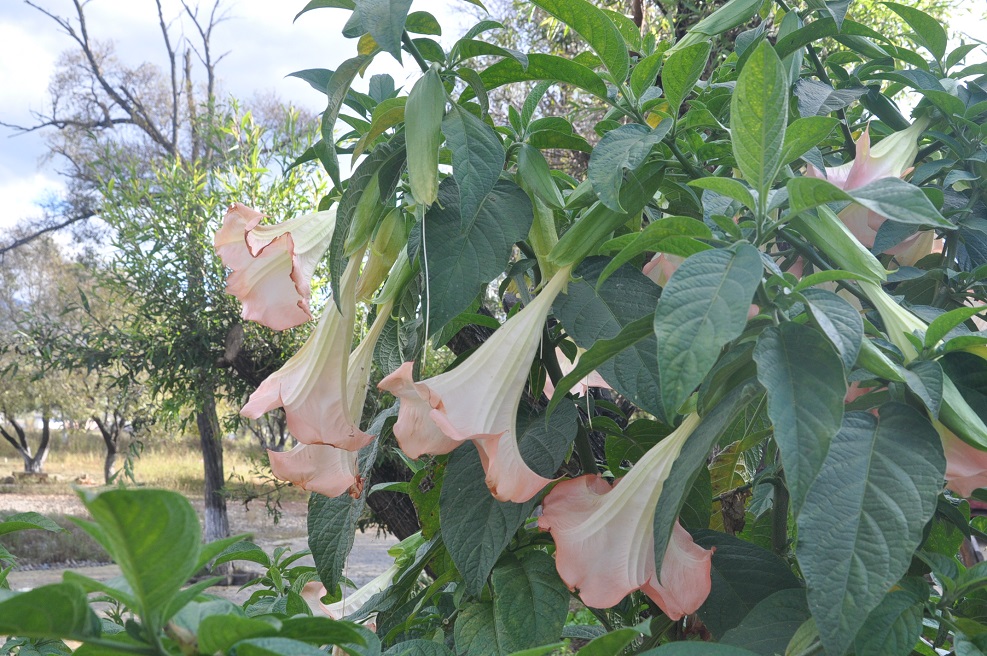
[402,31,429,73]
[575,422,600,475]
[771,475,790,556]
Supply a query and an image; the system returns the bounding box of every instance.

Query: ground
[1,492,397,604]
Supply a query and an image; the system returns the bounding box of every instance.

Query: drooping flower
[214,203,336,330]
[242,252,371,450]
[643,253,685,287]
[806,118,933,266]
[538,413,713,618]
[378,267,573,503]
[939,423,987,498]
[269,444,361,498]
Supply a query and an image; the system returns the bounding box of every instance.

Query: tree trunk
[197,393,230,543]
[93,415,120,484]
[24,417,51,473]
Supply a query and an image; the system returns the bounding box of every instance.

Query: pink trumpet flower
[806,118,934,266]
[543,347,612,399]
[215,203,336,330]
[939,423,987,498]
[242,252,371,451]
[265,298,395,498]
[378,267,573,503]
[539,413,713,618]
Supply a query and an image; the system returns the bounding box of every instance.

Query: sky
[0,0,470,232]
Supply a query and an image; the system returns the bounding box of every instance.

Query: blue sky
[0,0,469,231]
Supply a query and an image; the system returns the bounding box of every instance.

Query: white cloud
[0,172,65,231]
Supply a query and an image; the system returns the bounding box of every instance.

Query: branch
[154,0,180,148]
[0,210,97,258]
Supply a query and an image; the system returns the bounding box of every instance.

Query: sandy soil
[1,493,397,604]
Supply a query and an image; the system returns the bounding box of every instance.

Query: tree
[4,0,323,542]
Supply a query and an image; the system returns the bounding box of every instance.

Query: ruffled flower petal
[538,414,704,609]
[543,347,612,399]
[940,425,987,498]
[268,444,361,498]
[241,255,372,450]
[215,203,335,330]
[639,521,713,620]
[379,267,572,502]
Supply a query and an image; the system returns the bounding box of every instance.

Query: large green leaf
[692,530,803,638]
[442,104,507,227]
[780,116,838,165]
[800,288,863,372]
[663,42,712,116]
[654,244,763,418]
[720,588,810,655]
[0,512,62,536]
[440,403,577,594]
[491,550,569,652]
[421,179,533,331]
[753,322,846,514]
[730,41,788,200]
[883,2,946,60]
[383,640,455,656]
[853,582,926,656]
[0,583,100,639]
[477,54,609,100]
[198,616,279,654]
[553,258,664,421]
[358,0,413,60]
[797,404,944,656]
[308,490,366,596]
[530,0,629,83]
[320,55,371,188]
[588,122,672,212]
[77,488,200,624]
[787,176,951,228]
[405,68,446,207]
[638,644,760,656]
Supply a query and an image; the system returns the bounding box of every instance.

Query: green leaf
[405,11,441,36]
[420,179,533,330]
[883,2,947,60]
[663,42,712,116]
[359,0,413,61]
[77,488,200,624]
[308,485,368,595]
[927,306,986,347]
[689,178,756,211]
[442,103,507,227]
[518,144,565,209]
[754,322,845,514]
[630,51,663,100]
[794,79,868,118]
[354,96,406,158]
[454,40,529,70]
[780,116,838,165]
[231,637,330,656]
[853,585,925,656]
[588,122,672,212]
[295,0,355,21]
[383,640,455,656]
[731,41,788,200]
[801,288,864,371]
[0,512,62,536]
[0,584,99,639]
[797,404,945,656]
[491,551,569,652]
[597,216,713,287]
[527,129,593,153]
[440,404,577,594]
[720,588,810,655]
[576,628,644,655]
[198,616,279,655]
[788,176,952,228]
[321,56,371,189]
[553,259,664,421]
[692,530,803,638]
[210,541,271,569]
[278,617,369,646]
[655,244,763,418]
[406,68,446,207]
[902,360,943,417]
[477,54,609,101]
[529,0,629,83]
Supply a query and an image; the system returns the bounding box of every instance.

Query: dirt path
[1,493,397,604]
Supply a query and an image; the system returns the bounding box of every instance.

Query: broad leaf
[420,179,533,331]
[883,2,947,60]
[491,550,569,652]
[358,0,413,61]
[77,488,200,623]
[780,116,838,165]
[477,54,609,100]
[692,530,803,638]
[655,244,763,418]
[731,41,788,200]
[720,588,810,655]
[787,176,951,228]
[801,288,863,371]
[754,323,846,513]
[688,178,756,212]
[853,583,926,656]
[793,79,868,117]
[0,583,99,639]
[383,640,454,656]
[530,0,629,83]
[588,122,671,212]
[0,512,62,536]
[320,56,370,188]
[198,616,279,655]
[442,103,507,227]
[663,42,712,116]
[797,404,944,656]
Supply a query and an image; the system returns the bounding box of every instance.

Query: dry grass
[0,514,107,566]
[0,429,300,499]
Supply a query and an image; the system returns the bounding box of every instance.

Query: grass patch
[0,514,107,566]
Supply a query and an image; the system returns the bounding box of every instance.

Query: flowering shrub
[4,0,987,654]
